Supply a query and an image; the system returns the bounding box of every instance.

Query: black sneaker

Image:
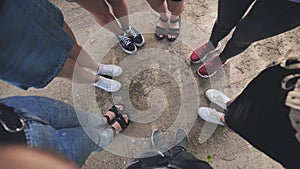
[125,25,145,47]
[151,129,169,151]
[117,33,137,55]
[173,128,188,149]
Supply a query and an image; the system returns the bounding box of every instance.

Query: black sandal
[103,104,125,125]
[167,16,181,42]
[155,17,168,40]
[111,113,130,136]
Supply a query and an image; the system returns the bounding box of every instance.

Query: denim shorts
[0,0,74,90]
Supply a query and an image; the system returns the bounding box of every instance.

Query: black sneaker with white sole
[117,33,137,55]
[125,25,145,47]
[151,129,169,152]
[173,128,188,149]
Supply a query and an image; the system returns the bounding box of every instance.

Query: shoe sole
[120,45,138,55]
[151,129,160,148]
[190,42,221,64]
[197,59,229,78]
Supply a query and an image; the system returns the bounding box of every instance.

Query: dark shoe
[190,42,221,63]
[167,16,181,42]
[155,17,168,40]
[125,25,145,47]
[151,129,168,150]
[197,54,228,78]
[117,33,137,55]
[174,128,188,149]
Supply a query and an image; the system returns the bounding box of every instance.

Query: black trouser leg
[219,0,300,61]
[209,0,255,47]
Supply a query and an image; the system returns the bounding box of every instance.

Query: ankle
[160,13,168,20]
[220,115,225,124]
[170,15,179,21]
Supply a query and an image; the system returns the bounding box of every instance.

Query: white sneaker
[93,76,121,92]
[198,107,224,126]
[95,64,123,77]
[91,64,122,77]
[205,89,231,110]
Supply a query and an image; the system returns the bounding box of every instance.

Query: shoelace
[119,35,132,46]
[127,26,138,38]
[212,95,225,105]
[98,65,113,75]
[97,79,112,90]
[209,109,221,121]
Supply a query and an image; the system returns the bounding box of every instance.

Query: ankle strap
[159,17,168,23]
[170,16,181,23]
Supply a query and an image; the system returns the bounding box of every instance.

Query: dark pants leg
[209,0,255,47]
[219,0,300,61]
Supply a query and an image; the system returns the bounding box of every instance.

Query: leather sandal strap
[170,16,181,23]
[116,115,129,130]
[159,17,168,23]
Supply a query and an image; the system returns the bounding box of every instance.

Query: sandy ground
[1,0,300,168]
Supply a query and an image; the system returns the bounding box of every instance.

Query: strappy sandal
[111,113,130,136]
[155,17,168,40]
[167,16,181,42]
[103,104,125,125]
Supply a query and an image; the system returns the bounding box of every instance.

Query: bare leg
[57,57,99,83]
[166,0,184,39]
[77,0,124,35]
[106,0,130,31]
[63,23,99,71]
[147,0,169,38]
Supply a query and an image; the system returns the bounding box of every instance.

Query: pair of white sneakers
[198,89,231,126]
[92,64,123,92]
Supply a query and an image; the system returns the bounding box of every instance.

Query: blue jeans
[1,96,113,167]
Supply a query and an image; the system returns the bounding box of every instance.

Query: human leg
[190,0,254,63]
[62,23,98,71]
[166,0,184,40]
[147,0,169,39]
[1,96,105,128]
[197,0,300,78]
[106,0,129,31]
[77,0,124,35]
[57,57,98,83]
[209,0,255,47]
[219,0,300,61]
[105,0,146,47]
[25,122,113,167]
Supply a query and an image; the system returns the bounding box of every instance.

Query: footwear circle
[71,12,228,158]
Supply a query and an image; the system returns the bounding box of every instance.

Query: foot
[103,104,125,125]
[151,129,169,150]
[125,25,145,47]
[174,128,188,149]
[93,76,121,92]
[111,114,129,135]
[93,64,123,77]
[198,107,225,126]
[155,16,168,40]
[117,33,137,55]
[167,15,181,41]
[205,89,231,110]
[197,54,228,78]
[190,42,221,63]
